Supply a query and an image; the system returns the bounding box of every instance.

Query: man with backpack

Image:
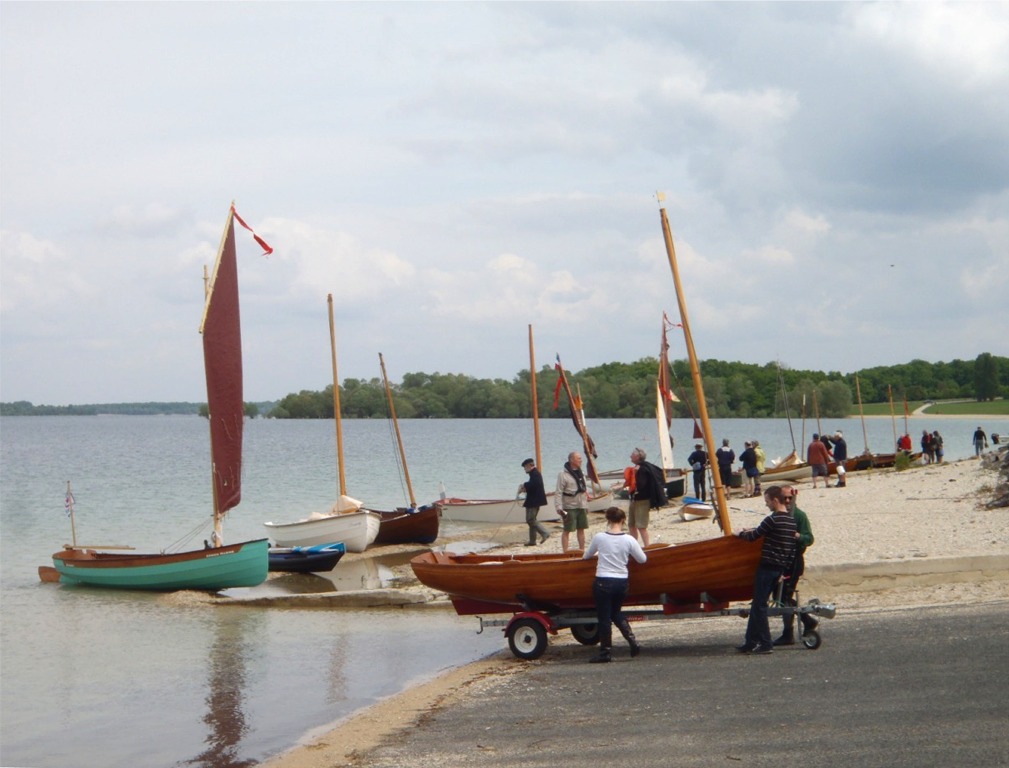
[628,447,667,546]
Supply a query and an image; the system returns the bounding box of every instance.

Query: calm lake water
[2,414,1005,767]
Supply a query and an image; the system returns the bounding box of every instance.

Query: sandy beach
[258,454,1009,768]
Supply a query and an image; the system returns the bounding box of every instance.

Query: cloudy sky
[2,2,1007,406]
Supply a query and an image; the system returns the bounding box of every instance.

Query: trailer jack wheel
[508,618,549,660]
[801,630,822,650]
[570,622,600,646]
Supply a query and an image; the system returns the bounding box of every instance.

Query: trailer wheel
[801,630,822,650]
[570,622,600,646]
[508,618,548,660]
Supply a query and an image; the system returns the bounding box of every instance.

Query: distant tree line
[4,353,1002,419]
[1,401,272,417]
[267,353,1008,420]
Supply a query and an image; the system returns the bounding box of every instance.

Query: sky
[2,2,1008,406]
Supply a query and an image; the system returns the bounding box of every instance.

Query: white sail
[656,383,675,471]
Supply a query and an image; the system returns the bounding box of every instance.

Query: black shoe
[524,542,536,546]
[589,651,611,664]
[629,640,641,658]
[540,533,550,544]
[773,635,796,646]
[752,644,774,655]
[736,642,756,653]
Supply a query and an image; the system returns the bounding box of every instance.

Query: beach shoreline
[257,454,1009,768]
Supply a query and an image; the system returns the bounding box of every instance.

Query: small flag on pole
[231,205,274,256]
[65,487,75,517]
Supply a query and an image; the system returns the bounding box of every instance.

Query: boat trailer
[477,590,838,660]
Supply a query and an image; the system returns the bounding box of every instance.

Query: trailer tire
[801,630,822,650]
[570,622,600,646]
[508,618,548,660]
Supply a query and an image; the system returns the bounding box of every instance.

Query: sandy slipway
[253,456,1008,768]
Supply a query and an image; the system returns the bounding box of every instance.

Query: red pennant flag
[231,205,274,256]
[552,354,564,410]
[693,420,703,439]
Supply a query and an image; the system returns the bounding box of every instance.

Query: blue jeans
[744,565,782,647]
[593,577,629,649]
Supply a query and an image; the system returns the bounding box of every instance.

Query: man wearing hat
[686,443,708,502]
[518,458,550,546]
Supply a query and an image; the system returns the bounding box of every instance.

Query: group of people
[807,431,848,489]
[684,438,768,502]
[519,447,668,552]
[578,483,816,662]
[920,429,945,463]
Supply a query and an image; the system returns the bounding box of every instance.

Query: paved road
[361,602,1009,767]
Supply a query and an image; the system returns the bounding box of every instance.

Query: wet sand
[258,455,1009,768]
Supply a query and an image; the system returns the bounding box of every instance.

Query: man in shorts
[628,447,666,546]
[806,433,831,489]
[555,451,589,551]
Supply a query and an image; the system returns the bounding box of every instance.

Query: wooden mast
[888,385,898,450]
[657,195,732,535]
[528,324,542,471]
[855,374,870,455]
[777,361,797,455]
[379,352,416,508]
[813,389,823,437]
[327,294,347,497]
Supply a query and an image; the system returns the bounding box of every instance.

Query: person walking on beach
[583,507,647,663]
[752,440,765,496]
[686,443,708,501]
[716,439,736,494]
[519,458,550,546]
[739,441,758,497]
[774,488,818,645]
[807,434,832,489]
[735,485,797,655]
[830,430,848,488]
[973,426,988,457]
[556,451,589,552]
[628,448,666,547]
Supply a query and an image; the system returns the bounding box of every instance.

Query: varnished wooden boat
[411,536,762,615]
[373,504,440,545]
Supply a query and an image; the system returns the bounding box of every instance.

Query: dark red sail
[202,214,244,515]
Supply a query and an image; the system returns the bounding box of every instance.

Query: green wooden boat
[43,206,270,592]
[50,539,269,590]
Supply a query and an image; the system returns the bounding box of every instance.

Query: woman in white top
[582,507,648,663]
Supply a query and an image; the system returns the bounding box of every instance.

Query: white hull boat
[264,510,380,552]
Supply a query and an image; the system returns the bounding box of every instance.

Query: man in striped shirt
[735,485,797,654]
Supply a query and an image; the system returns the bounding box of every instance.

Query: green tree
[974,352,999,401]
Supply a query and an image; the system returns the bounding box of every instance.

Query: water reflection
[181,612,261,768]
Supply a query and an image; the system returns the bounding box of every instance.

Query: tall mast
[328,294,347,497]
[855,374,869,454]
[657,195,731,535]
[888,385,898,450]
[778,362,796,453]
[380,352,416,507]
[529,324,542,471]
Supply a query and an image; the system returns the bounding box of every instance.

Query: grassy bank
[859,399,1008,417]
